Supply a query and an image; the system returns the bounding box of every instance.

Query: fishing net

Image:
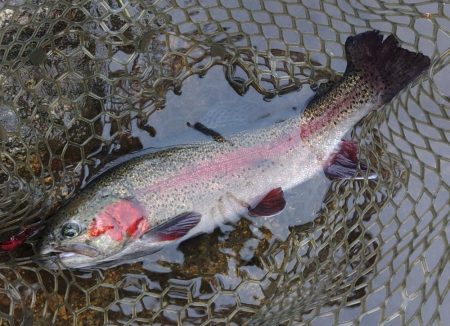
[0,0,448,325]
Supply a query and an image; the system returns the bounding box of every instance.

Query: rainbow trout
[38,31,430,268]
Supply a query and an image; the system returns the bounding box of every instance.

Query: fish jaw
[39,240,159,269]
[39,227,119,268]
[39,244,101,269]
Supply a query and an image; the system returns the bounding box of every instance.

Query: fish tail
[344,30,430,104]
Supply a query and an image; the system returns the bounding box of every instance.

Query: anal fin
[142,211,201,242]
[324,140,376,180]
[249,187,286,217]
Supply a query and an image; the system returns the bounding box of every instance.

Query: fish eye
[60,222,81,239]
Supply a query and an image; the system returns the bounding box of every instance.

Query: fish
[37,31,430,269]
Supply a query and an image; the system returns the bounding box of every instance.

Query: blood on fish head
[38,188,150,269]
[88,200,149,241]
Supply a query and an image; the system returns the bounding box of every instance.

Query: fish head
[39,187,149,268]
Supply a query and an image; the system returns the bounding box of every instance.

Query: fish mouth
[41,243,100,258]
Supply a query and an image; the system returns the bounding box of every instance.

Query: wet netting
[0,0,449,325]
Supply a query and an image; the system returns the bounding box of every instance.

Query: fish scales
[37,31,430,268]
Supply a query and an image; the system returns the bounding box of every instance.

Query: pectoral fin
[248,187,286,217]
[142,211,201,242]
[324,140,376,180]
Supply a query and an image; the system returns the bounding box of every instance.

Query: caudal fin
[344,30,430,104]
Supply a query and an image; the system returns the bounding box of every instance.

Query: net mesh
[0,0,448,325]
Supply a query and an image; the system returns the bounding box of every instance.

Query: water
[0,67,406,324]
[0,1,448,325]
[0,64,331,324]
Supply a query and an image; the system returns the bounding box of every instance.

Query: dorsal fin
[307,79,340,107]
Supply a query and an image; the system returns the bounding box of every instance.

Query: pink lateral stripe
[300,91,356,140]
[137,90,357,196]
[139,130,303,194]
